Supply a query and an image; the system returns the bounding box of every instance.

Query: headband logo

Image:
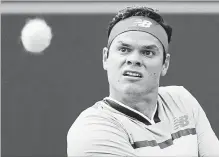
[133,19,152,28]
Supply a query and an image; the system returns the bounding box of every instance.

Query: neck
[109,87,159,120]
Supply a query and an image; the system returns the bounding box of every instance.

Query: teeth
[126,72,141,77]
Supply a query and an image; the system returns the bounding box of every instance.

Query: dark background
[2,13,219,157]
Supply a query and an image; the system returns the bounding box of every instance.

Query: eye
[142,50,155,57]
[119,47,130,53]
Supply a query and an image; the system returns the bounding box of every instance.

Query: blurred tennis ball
[21,18,52,54]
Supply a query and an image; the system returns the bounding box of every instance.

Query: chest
[128,118,198,156]
[117,106,198,156]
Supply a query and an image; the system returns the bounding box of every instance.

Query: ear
[102,47,109,70]
[161,53,170,76]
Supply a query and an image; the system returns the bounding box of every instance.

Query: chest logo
[174,115,189,130]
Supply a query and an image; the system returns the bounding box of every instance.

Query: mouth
[123,70,143,78]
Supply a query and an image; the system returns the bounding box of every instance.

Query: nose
[126,51,142,67]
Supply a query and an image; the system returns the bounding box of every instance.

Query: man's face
[103,31,170,96]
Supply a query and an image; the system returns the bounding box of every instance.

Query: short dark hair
[107,6,173,63]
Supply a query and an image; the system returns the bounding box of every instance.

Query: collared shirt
[67,86,219,156]
[105,96,158,124]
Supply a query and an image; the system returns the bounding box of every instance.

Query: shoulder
[158,85,201,112]
[70,100,120,125]
[67,101,134,156]
[159,85,189,95]
[158,85,197,102]
[67,100,128,136]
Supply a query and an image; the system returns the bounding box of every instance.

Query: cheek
[107,57,123,78]
[146,61,163,79]
[108,54,125,70]
[151,72,160,80]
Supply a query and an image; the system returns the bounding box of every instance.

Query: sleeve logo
[133,19,152,28]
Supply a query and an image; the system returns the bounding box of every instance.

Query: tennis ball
[21,18,52,54]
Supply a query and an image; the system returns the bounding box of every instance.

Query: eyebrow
[143,45,159,50]
[117,41,159,50]
[117,41,132,47]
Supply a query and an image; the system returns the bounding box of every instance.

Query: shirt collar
[103,97,160,125]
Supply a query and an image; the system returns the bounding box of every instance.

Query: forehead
[111,31,163,49]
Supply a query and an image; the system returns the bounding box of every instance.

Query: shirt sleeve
[67,106,136,157]
[179,86,219,157]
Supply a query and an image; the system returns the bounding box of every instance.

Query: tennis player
[67,6,219,156]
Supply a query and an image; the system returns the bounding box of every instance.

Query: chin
[122,84,145,96]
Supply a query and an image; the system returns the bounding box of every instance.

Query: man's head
[107,6,172,63]
[102,6,173,98]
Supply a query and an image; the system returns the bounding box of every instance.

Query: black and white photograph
[1,1,219,157]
